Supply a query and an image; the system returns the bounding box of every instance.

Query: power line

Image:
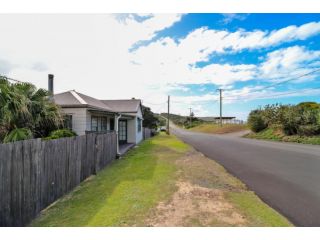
[172,99,219,104]
[261,87,320,98]
[153,104,166,113]
[227,68,320,99]
[261,68,320,90]
[143,101,167,106]
[224,86,320,101]
[0,74,23,83]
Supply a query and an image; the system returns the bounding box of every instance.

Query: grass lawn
[245,127,320,145]
[31,133,292,227]
[188,123,248,134]
[31,133,189,226]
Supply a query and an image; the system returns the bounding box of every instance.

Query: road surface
[172,126,320,226]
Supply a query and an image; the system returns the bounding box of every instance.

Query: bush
[184,121,202,129]
[297,125,320,136]
[45,129,77,140]
[281,106,301,135]
[297,102,320,110]
[248,110,267,133]
[248,102,320,136]
[3,128,33,143]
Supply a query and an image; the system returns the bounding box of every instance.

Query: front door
[118,120,127,144]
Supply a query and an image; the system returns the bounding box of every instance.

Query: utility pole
[167,95,170,135]
[188,107,192,126]
[217,89,223,127]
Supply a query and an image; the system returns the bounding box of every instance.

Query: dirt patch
[145,150,248,226]
[175,150,246,191]
[147,181,246,226]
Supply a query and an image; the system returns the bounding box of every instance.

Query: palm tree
[0,76,63,142]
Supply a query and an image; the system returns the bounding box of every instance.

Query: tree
[0,77,63,142]
[142,105,158,129]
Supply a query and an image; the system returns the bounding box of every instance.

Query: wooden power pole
[217,89,223,127]
[188,107,192,126]
[167,95,170,134]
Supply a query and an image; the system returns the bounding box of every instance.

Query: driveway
[172,125,320,226]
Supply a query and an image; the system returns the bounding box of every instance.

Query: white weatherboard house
[53,90,143,155]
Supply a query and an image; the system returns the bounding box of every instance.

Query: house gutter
[115,112,122,157]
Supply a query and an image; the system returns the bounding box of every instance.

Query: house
[53,90,144,155]
[198,116,243,124]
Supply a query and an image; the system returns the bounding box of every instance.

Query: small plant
[45,129,77,140]
[3,128,33,143]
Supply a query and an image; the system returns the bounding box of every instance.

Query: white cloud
[194,63,256,85]
[0,14,319,120]
[173,94,218,104]
[260,45,320,82]
[221,14,249,24]
[223,86,320,103]
[178,80,320,110]
[0,59,14,74]
[231,21,320,50]
[0,14,182,99]
[132,21,320,68]
[129,21,320,92]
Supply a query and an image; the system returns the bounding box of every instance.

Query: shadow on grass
[31,136,180,226]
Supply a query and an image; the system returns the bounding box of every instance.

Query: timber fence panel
[143,128,152,140]
[80,135,88,181]
[0,132,117,226]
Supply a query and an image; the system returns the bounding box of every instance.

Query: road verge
[31,133,292,226]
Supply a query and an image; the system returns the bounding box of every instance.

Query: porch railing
[85,130,116,134]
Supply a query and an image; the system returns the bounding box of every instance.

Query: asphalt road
[172,126,320,226]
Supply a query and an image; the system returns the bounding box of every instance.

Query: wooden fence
[0,132,117,226]
[143,128,152,140]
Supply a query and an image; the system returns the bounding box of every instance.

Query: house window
[137,118,142,132]
[91,116,108,132]
[101,117,108,131]
[63,115,73,130]
[110,118,115,130]
[91,116,98,131]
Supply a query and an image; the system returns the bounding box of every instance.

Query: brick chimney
[48,74,54,96]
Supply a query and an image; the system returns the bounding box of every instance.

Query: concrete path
[172,125,320,226]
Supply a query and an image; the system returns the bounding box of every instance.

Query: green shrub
[297,125,320,136]
[297,102,320,110]
[248,102,320,136]
[3,128,33,143]
[45,129,77,140]
[0,78,63,142]
[184,121,203,129]
[248,110,267,133]
[281,106,300,135]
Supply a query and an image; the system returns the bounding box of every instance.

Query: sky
[0,13,320,120]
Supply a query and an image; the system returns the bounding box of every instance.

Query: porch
[119,142,135,156]
[86,111,137,156]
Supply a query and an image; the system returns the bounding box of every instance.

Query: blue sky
[0,14,319,120]
[134,14,320,119]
